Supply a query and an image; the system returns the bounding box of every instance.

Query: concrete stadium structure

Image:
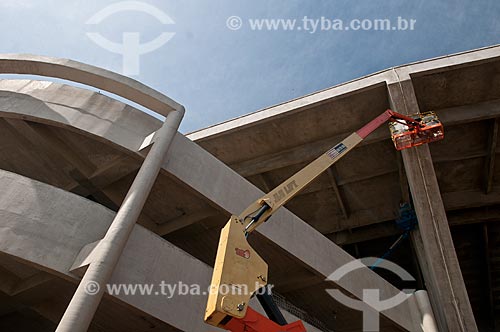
[0,45,499,331]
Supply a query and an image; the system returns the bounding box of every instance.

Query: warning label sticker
[326,143,347,159]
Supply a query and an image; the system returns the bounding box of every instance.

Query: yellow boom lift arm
[204,109,444,332]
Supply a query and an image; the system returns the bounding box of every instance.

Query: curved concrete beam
[0,80,161,152]
[0,168,213,331]
[0,54,182,116]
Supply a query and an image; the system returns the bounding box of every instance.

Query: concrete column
[414,290,439,332]
[411,230,447,328]
[388,73,478,332]
[55,107,184,332]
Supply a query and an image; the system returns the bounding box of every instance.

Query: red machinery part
[222,307,306,332]
[356,109,444,150]
[389,111,444,150]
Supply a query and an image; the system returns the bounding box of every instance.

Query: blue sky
[1,0,500,133]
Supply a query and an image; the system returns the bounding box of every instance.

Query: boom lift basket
[389,112,444,150]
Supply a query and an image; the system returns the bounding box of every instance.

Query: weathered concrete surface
[0,79,162,151]
[2,45,500,330]
[166,133,421,330]
[55,90,183,331]
[0,169,321,332]
[187,44,500,330]
[0,81,421,330]
[187,46,500,236]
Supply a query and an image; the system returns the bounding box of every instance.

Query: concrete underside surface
[0,45,499,331]
[189,45,500,331]
[0,169,322,332]
[0,80,407,332]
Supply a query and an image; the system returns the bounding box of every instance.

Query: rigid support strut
[55,107,184,332]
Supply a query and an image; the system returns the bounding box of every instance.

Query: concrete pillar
[414,290,439,332]
[388,72,478,332]
[55,107,184,332]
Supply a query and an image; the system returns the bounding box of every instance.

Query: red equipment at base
[222,307,306,332]
[388,111,444,150]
